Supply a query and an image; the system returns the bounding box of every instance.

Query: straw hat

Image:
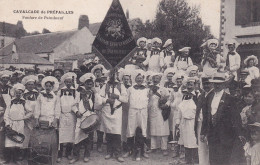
[244,55,258,65]
[209,72,228,83]
[207,39,219,47]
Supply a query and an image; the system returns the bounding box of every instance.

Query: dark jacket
[201,91,242,146]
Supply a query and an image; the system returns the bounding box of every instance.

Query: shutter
[235,0,250,25]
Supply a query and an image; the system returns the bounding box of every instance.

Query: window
[235,0,260,26]
[250,0,260,22]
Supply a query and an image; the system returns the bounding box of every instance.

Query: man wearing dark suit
[194,76,213,165]
[200,73,244,165]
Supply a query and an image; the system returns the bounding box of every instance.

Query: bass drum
[28,128,58,165]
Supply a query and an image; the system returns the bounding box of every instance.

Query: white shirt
[211,90,224,115]
[127,86,149,109]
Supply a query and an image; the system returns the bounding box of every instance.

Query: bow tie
[183,95,192,100]
[165,51,172,56]
[24,91,38,101]
[228,52,236,55]
[125,84,131,89]
[165,82,175,88]
[1,85,10,94]
[150,85,159,92]
[134,85,146,90]
[41,92,53,99]
[62,88,74,95]
[11,98,25,105]
[181,57,187,61]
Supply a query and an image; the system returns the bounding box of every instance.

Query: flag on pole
[92,0,136,68]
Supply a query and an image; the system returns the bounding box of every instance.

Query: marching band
[0,37,260,165]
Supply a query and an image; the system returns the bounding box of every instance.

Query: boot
[172,144,180,158]
[12,148,18,164]
[135,148,141,161]
[2,148,11,164]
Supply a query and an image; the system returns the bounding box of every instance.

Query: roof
[0,42,14,56]
[89,23,101,36]
[0,53,53,65]
[57,53,96,61]
[15,30,78,54]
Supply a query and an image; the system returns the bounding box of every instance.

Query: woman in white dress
[244,55,259,82]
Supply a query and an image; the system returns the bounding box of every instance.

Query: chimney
[78,15,89,30]
[15,21,26,38]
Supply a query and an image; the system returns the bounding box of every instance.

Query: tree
[134,0,214,64]
[29,31,41,35]
[42,28,51,34]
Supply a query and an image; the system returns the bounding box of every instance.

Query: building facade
[219,0,260,66]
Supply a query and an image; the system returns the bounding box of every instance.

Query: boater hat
[209,72,227,83]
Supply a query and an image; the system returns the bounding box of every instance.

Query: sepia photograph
[0,0,260,164]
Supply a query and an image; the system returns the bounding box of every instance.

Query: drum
[28,128,58,165]
[80,114,100,134]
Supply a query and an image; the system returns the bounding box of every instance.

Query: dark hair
[45,81,54,86]
[247,59,255,66]
[94,68,103,73]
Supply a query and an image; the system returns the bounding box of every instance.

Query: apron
[23,100,36,148]
[100,87,122,134]
[121,102,129,142]
[178,99,198,148]
[59,94,77,144]
[74,101,93,144]
[5,103,25,148]
[149,87,169,136]
[203,61,218,77]
[148,55,161,73]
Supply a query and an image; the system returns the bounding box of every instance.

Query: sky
[0,0,220,37]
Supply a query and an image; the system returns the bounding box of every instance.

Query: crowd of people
[0,37,260,165]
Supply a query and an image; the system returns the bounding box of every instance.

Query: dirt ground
[0,145,187,165]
